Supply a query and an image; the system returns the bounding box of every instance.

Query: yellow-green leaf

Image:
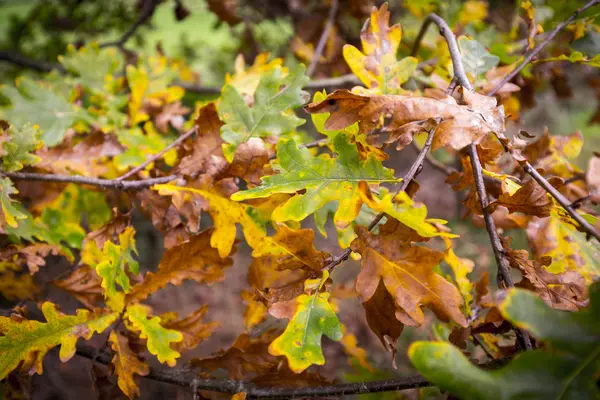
[125,303,183,367]
[0,178,27,229]
[0,302,117,380]
[231,134,397,228]
[269,292,343,373]
[95,227,140,300]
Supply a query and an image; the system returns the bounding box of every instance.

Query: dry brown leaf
[351,226,467,328]
[488,179,553,217]
[36,133,122,177]
[155,102,189,133]
[84,209,131,249]
[52,265,103,309]
[160,305,219,352]
[502,237,588,311]
[128,229,233,302]
[136,189,191,248]
[304,89,504,151]
[109,331,149,399]
[0,244,64,274]
[362,280,404,359]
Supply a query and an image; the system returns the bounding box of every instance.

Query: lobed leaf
[125,303,183,367]
[0,302,117,380]
[1,123,42,173]
[269,291,343,373]
[109,331,149,399]
[231,134,397,228]
[0,178,27,229]
[95,227,140,300]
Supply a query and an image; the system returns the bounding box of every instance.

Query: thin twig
[118,126,198,180]
[488,0,600,96]
[75,343,429,398]
[415,12,532,350]
[307,0,339,77]
[0,51,65,74]
[521,163,599,240]
[99,0,160,49]
[4,172,176,190]
[324,123,439,273]
[411,14,471,89]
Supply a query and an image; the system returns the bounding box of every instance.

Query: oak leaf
[351,226,467,328]
[109,331,149,399]
[0,270,37,301]
[159,305,218,352]
[304,89,505,151]
[231,134,397,228]
[52,265,104,309]
[0,302,118,380]
[219,63,309,160]
[128,229,233,302]
[125,303,183,367]
[0,178,27,229]
[488,179,553,217]
[95,227,140,300]
[442,238,474,314]
[269,291,343,373]
[1,123,42,173]
[342,3,418,94]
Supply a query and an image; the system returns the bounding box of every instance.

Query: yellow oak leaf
[109,331,149,399]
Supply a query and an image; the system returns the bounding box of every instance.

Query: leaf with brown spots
[488,179,553,217]
[304,89,505,151]
[128,229,233,302]
[351,226,467,328]
[109,331,149,399]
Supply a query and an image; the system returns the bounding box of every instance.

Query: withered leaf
[362,280,404,358]
[109,331,149,399]
[351,226,467,328]
[304,89,504,151]
[128,229,233,302]
[160,305,219,352]
[488,179,553,217]
[52,265,104,309]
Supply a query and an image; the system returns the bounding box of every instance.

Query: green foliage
[232,134,397,227]
[409,283,600,400]
[0,77,85,146]
[269,290,343,373]
[1,123,42,172]
[219,64,309,160]
[0,178,27,229]
[96,227,140,300]
[458,36,499,80]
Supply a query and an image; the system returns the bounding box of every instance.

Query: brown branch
[488,0,600,96]
[521,163,599,240]
[3,171,176,190]
[0,51,65,74]
[75,343,429,398]
[99,0,160,49]
[324,123,439,273]
[117,126,198,180]
[307,0,339,77]
[414,13,533,350]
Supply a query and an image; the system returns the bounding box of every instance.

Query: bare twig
[0,51,64,74]
[307,0,339,77]
[411,14,471,89]
[118,126,198,180]
[415,12,532,350]
[521,163,599,240]
[3,172,176,190]
[99,0,160,49]
[488,0,600,96]
[75,343,429,398]
[324,123,439,273]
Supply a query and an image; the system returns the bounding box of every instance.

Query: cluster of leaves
[0,1,599,399]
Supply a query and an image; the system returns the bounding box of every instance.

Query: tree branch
[488,0,600,96]
[307,0,339,77]
[75,342,429,398]
[3,172,176,190]
[99,0,160,49]
[414,13,533,350]
[0,51,64,74]
[117,126,198,181]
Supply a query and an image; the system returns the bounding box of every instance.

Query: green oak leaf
[95,227,140,300]
[1,77,84,146]
[125,303,183,367]
[1,123,42,172]
[231,134,397,228]
[58,43,123,92]
[0,178,27,229]
[0,302,118,380]
[458,36,499,79]
[409,283,600,400]
[219,63,309,161]
[269,291,343,373]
